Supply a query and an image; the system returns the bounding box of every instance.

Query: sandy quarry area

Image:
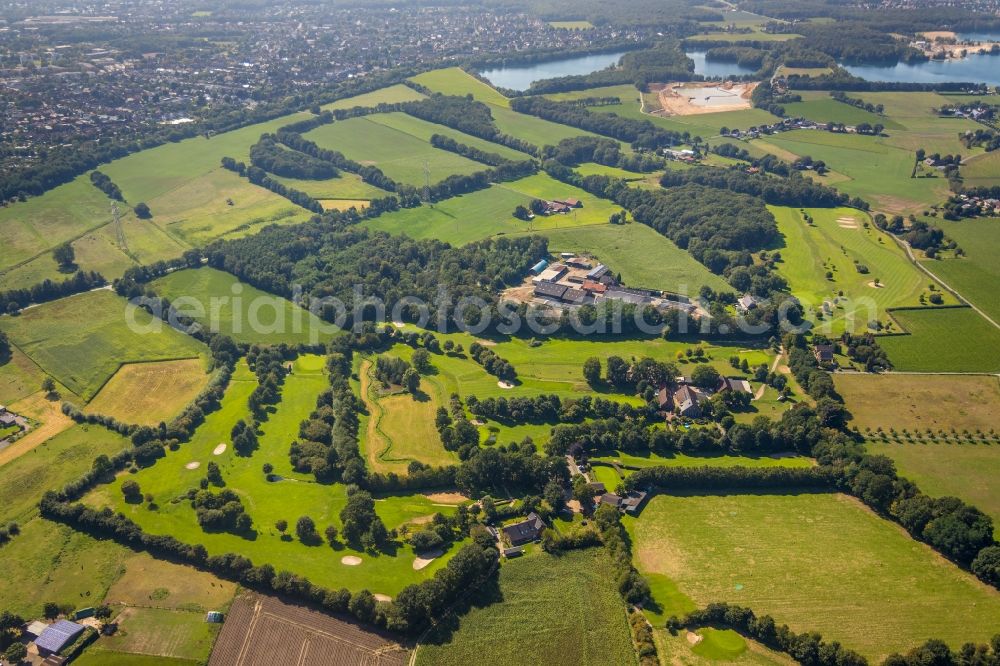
[657,81,757,116]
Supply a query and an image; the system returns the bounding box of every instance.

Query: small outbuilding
[35,620,85,656]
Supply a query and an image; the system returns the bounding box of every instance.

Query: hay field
[359,354,460,475]
[0,290,207,400]
[368,112,530,160]
[321,83,426,111]
[271,171,391,201]
[780,91,903,129]
[835,373,1000,431]
[416,549,635,666]
[627,493,1000,660]
[410,67,511,107]
[960,150,1000,189]
[85,359,210,425]
[98,606,221,662]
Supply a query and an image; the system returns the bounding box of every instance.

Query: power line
[111,201,127,252]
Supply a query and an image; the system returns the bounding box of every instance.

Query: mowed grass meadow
[304,116,488,186]
[151,267,335,345]
[0,290,207,400]
[866,441,1000,536]
[880,307,1000,372]
[415,549,636,666]
[86,356,465,597]
[363,172,620,244]
[925,218,1000,324]
[627,493,1000,660]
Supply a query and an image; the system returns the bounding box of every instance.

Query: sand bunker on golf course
[341,556,362,566]
[213,443,227,455]
[185,461,201,470]
[413,549,444,570]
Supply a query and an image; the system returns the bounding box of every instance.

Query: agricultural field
[627,492,1000,660]
[415,549,636,666]
[866,441,1000,534]
[758,130,947,214]
[410,67,511,107]
[208,592,409,666]
[367,112,530,160]
[305,116,489,186]
[960,150,1000,189]
[96,606,222,662]
[779,91,903,129]
[879,307,1000,372]
[0,290,207,400]
[835,373,1000,432]
[536,223,730,292]
[84,359,211,426]
[590,450,813,471]
[923,217,1000,323]
[0,345,51,404]
[151,267,336,345]
[364,172,621,244]
[85,356,466,597]
[271,171,391,202]
[769,206,950,333]
[137,167,312,247]
[321,82,426,110]
[0,423,134,616]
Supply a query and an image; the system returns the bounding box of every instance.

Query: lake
[843,53,1000,87]
[957,31,1000,42]
[478,51,629,91]
[686,50,758,78]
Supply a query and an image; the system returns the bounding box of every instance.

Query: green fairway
[0,290,207,400]
[627,492,1000,660]
[924,218,1000,323]
[364,172,621,244]
[769,206,951,333]
[880,307,1000,372]
[780,92,903,130]
[866,440,1000,535]
[305,116,488,186]
[151,267,336,345]
[87,356,464,597]
[538,223,730,292]
[415,549,636,666]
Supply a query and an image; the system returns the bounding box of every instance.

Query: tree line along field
[84,355,465,598]
[626,493,1000,661]
[879,307,1000,372]
[769,206,952,333]
[415,549,636,666]
[0,290,208,400]
[150,267,335,346]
